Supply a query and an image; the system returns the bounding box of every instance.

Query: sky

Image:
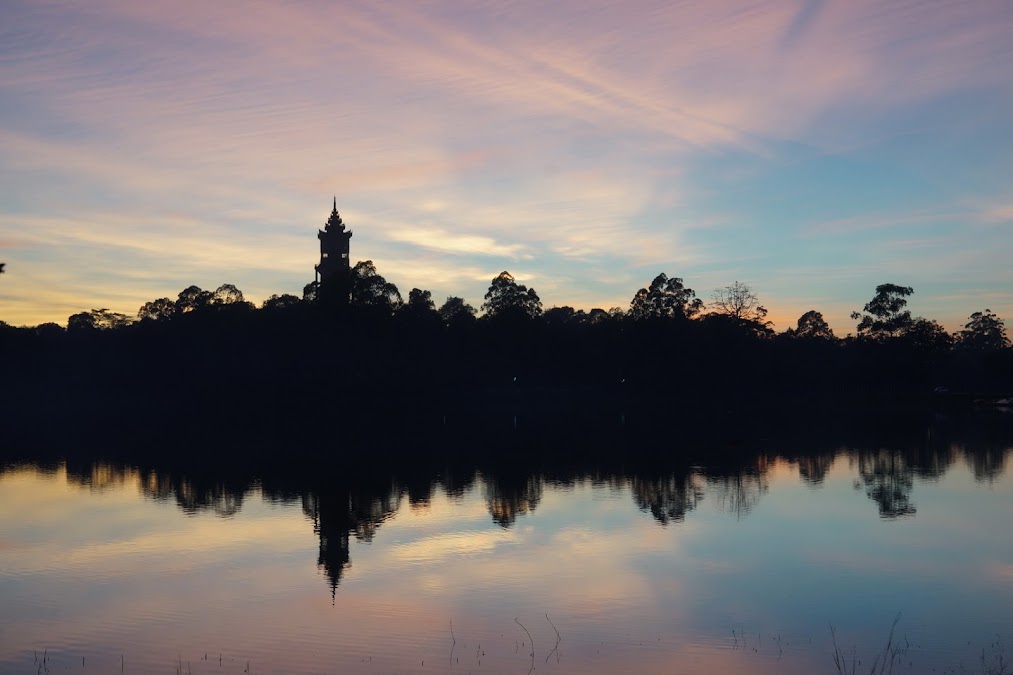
[1,0,1012,332]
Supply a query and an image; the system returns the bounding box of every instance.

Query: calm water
[1,426,1011,674]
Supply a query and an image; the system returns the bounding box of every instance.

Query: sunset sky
[2,0,1012,331]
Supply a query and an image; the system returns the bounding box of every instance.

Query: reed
[545,613,562,663]
[515,617,535,675]
[830,613,902,675]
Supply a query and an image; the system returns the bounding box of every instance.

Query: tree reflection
[702,455,772,518]
[482,473,543,528]
[61,461,248,517]
[797,453,834,485]
[348,483,402,542]
[708,471,770,518]
[64,461,136,492]
[174,481,245,517]
[857,450,916,518]
[4,413,1011,599]
[136,471,247,517]
[962,444,1009,484]
[629,472,703,525]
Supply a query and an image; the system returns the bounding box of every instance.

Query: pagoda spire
[324,197,345,231]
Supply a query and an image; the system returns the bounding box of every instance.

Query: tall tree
[302,281,319,303]
[400,288,439,322]
[851,283,914,338]
[543,306,577,327]
[481,271,541,320]
[349,260,401,312]
[67,311,97,332]
[957,309,1010,350]
[790,310,835,340]
[438,296,477,327]
[175,285,214,314]
[213,283,245,305]
[901,318,951,352]
[137,297,176,321]
[628,273,703,321]
[710,281,768,323]
[68,308,132,331]
[261,294,301,311]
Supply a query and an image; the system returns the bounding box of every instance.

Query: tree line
[1,260,1011,438]
[3,261,1005,348]
[6,260,1006,353]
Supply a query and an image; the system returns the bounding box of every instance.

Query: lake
[1,413,1011,674]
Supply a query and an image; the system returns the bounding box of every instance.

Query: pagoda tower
[315,197,352,287]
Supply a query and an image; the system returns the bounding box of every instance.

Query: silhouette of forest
[2,209,1012,453]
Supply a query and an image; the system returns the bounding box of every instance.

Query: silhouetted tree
[851,283,914,338]
[481,271,541,320]
[543,306,577,327]
[68,308,131,331]
[710,281,768,323]
[213,283,245,305]
[789,310,835,340]
[302,281,319,303]
[138,297,176,322]
[33,322,64,338]
[261,294,301,311]
[628,273,703,321]
[400,288,439,322]
[958,309,1010,350]
[438,296,476,327]
[349,260,401,312]
[705,281,773,339]
[67,311,97,332]
[0,262,5,274]
[175,285,214,314]
[901,318,951,352]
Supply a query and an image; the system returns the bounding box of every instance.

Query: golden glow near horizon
[1,1,1012,330]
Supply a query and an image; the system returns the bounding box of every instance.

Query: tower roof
[325,196,346,232]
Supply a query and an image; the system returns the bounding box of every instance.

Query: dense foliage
[2,262,1011,442]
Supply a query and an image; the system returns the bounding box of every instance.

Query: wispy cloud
[978,204,1013,224]
[801,207,968,238]
[2,0,1012,326]
[388,227,530,259]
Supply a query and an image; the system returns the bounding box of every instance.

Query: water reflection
[630,471,703,525]
[484,472,543,528]
[857,451,917,518]
[797,453,834,485]
[5,412,1009,599]
[966,443,1008,483]
[58,458,251,517]
[2,415,1012,675]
